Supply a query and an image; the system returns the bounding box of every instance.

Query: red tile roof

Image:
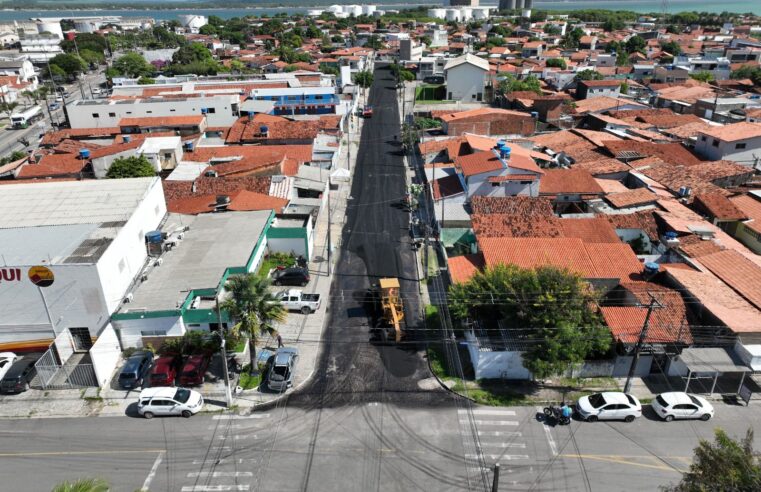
[470,195,555,215]
[226,115,320,144]
[559,218,621,243]
[119,115,205,128]
[678,235,724,258]
[472,213,563,239]
[698,122,761,143]
[693,193,748,221]
[697,250,761,311]
[605,188,659,209]
[448,253,485,284]
[456,151,504,177]
[432,174,464,200]
[600,211,660,241]
[227,189,288,213]
[539,168,604,195]
[17,153,86,179]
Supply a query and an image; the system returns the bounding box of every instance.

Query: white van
[137,387,203,419]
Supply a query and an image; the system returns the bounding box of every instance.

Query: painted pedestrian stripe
[479,442,527,449]
[459,409,516,416]
[460,419,518,426]
[187,471,254,478]
[212,414,269,420]
[466,453,529,461]
[180,486,249,492]
[477,431,521,437]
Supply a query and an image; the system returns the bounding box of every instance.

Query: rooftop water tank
[643,262,660,275]
[260,124,269,135]
[123,135,131,143]
[184,141,194,152]
[664,231,678,240]
[499,146,511,160]
[201,108,208,114]
[79,149,90,159]
[145,231,163,243]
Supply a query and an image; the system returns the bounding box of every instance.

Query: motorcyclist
[561,402,572,420]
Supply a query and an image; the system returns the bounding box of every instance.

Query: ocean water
[0,0,758,22]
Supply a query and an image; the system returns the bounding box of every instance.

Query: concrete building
[444,53,490,102]
[695,122,761,166]
[0,56,37,82]
[111,211,274,348]
[426,27,449,48]
[66,94,241,128]
[19,34,62,62]
[399,39,424,62]
[178,15,208,33]
[36,20,63,40]
[0,178,165,385]
[576,79,622,100]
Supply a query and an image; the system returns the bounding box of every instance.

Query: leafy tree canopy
[731,65,761,86]
[690,71,715,83]
[106,155,156,179]
[546,58,567,69]
[498,74,542,95]
[48,53,87,77]
[449,264,610,379]
[664,428,761,492]
[352,70,374,88]
[625,35,646,53]
[575,69,605,81]
[111,52,153,78]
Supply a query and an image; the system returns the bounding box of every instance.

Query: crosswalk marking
[212,414,269,420]
[180,486,249,492]
[478,431,521,437]
[187,471,254,478]
[461,419,518,426]
[479,442,526,449]
[207,424,251,430]
[459,409,516,417]
[466,453,529,461]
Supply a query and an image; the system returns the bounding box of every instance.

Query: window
[146,110,152,114]
[520,181,532,185]
[207,107,216,114]
[712,139,719,147]
[170,109,176,112]
[92,113,99,118]
[736,143,747,149]
[491,182,500,187]
[700,136,706,141]
[187,324,201,328]
[164,153,172,160]
[140,330,167,336]
[126,111,132,115]
[108,112,116,118]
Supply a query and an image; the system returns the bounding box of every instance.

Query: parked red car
[149,356,177,387]
[178,354,210,386]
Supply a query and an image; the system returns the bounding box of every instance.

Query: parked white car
[275,289,321,314]
[0,352,18,381]
[577,392,642,422]
[651,392,714,422]
[137,387,203,419]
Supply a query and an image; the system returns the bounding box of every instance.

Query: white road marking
[537,406,558,456]
[187,471,254,478]
[460,409,516,416]
[180,486,249,492]
[478,431,522,437]
[212,414,269,420]
[140,451,164,492]
[479,442,527,449]
[207,424,251,430]
[209,446,231,451]
[460,419,518,426]
[466,454,529,461]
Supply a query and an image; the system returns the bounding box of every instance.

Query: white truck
[276,289,321,314]
[11,106,42,129]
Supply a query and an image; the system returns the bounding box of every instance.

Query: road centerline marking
[140,450,164,492]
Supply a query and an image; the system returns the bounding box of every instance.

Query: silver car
[267,348,299,392]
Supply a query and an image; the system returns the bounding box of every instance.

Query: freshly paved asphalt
[2,65,760,492]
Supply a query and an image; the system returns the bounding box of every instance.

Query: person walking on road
[276,333,283,348]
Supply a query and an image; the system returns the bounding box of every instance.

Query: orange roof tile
[559,218,621,243]
[448,253,485,284]
[472,213,563,239]
[228,190,288,213]
[119,115,205,127]
[456,151,504,177]
[539,168,604,195]
[17,153,86,179]
[605,188,659,208]
[471,195,555,216]
[698,122,761,143]
[693,193,748,221]
[697,250,761,311]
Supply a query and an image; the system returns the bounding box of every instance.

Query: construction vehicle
[374,278,404,343]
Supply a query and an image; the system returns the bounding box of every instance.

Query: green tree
[111,53,153,78]
[106,155,156,179]
[546,58,567,69]
[365,35,383,50]
[319,63,339,76]
[690,71,715,83]
[660,40,682,56]
[51,477,110,492]
[562,27,584,49]
[79,48,105,66]
[498,74,542,95]
[575,70,605,81]
[731,65,761,86]
[221,274,286,375]
[137,76,156,85]
[45,64,67,81]
[603,18,626,31]
[353,69,374,97]
[399,69,415,83]
[172,42,214,65]
[620,81,629,95]
[664,428,761,492]
[625,35,646,53]
[0,101,19,119]
[449,264,610,379]
[48,53,87,78]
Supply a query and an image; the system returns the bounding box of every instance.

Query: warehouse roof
[124,211,271,313]
[0,177,159,229]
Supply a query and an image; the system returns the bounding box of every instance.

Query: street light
[215,291,233,408]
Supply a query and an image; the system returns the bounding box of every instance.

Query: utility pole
[623,295,662,394]
[327,178,332,276]
[492,463,500,492]
[216,293,233,408]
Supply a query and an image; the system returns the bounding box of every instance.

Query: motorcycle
[543,403,571,425]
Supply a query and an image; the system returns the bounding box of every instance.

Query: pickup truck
[276,289,321,314]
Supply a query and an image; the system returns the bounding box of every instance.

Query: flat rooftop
[0,177,158,228]
[124,211,271,313]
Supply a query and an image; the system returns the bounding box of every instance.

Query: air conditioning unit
[123,293,134,303]
[154,258,163,266]
[177,233,184,240]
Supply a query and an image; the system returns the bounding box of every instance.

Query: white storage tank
[472,7,490,19]
[362,5,377,15]
[74,20,99,33]
[445,9,461,22]
[37,21,63,40]
[428,8,446,19]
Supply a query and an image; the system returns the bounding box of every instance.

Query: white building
[0,178,166,386]
[695,123,761,166]
[0,56,37,82]
[66,94,241,128]
[178,15,208,34]
[443,53,490,102]
[112,211,274,348]
[427,27,449,48]
[36,20,63,40]
[19,34,62,62]
[429,6,490,21]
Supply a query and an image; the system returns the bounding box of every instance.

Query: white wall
[53,328,75,364]
[465,331,532,380]
[268,237,307,257]
[445,64,486,102]
[95,177,166,313]
[694,134,761,165]
[67,95,238,129]
[90,323,122,387]
[113,315,186,349]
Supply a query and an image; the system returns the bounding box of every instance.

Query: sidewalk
[0,93,366,420]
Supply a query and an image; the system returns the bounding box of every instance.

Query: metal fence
[34,346,98,390]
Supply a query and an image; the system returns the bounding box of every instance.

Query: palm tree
[221,274,286,374]
[52,477,110,492]
[21,89,36,105]
[0,100,18,120]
